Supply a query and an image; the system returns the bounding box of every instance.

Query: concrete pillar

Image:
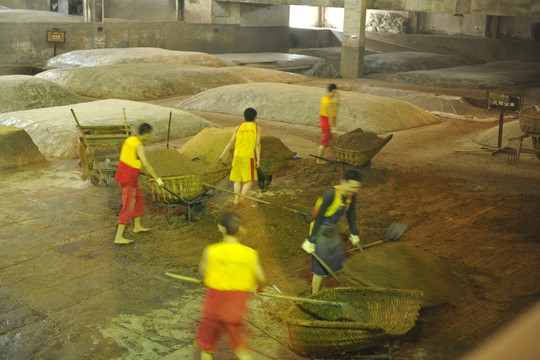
[57,0,69,14]
[340,0,367,78]
[484,15,499,39]
[83,0,104,23]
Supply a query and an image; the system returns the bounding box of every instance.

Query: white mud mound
[352,85,493,120]
[215,53,322,72]
[364,51,468,74]
[36,64,251,101]
[0,8,83,22]
[46,48,228,68]
[298,49,467,78]
[0,75,86,114]
[0,99,212,159]
[388,61,540,88]
[473,120,534,150]
[223,67,310,84]
[177,83,440,134]
[0,125,46,170]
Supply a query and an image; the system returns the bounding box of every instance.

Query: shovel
[165,272,364,322]
[203,183,313,223]
[347,222,408,253]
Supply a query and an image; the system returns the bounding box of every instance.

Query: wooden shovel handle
[165,273,342,307]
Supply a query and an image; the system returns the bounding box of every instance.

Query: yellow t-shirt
[233,122,258,158]
[119,136,142,169]
[204,242,258,291]
[319,95,336,117]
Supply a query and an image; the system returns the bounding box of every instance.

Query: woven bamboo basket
[259,158,289,177]
[139,167,230,204]
[519,106,540,136]
[282,287,423,357]
[330,134,393,167]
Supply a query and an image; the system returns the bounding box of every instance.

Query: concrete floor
[0,161,206,359]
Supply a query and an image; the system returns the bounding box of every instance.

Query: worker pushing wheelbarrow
[311,128,393,169]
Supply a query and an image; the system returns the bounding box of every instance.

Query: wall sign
[47,30,65,43]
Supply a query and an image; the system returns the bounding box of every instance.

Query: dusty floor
[1,75,540,360]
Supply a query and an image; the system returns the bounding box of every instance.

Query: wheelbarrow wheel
[189,202,206,222]
[258,174,272,192]
[90,175,100,185]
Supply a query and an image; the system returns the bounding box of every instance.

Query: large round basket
[519,106,540,136]
[139,167,229,204]
[259,158,289,177]
[282,287,422,358]
[330,134,393,167]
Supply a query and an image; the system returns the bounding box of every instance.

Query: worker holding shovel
[218,108,261,205]
[302,169,362,294]
[114,123,163,245]
[196,212,266,360]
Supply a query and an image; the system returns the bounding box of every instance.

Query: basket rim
[281,286,423,329]
[330,134,393,153]
[143,167,230,182]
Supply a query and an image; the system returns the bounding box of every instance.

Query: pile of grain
[178,127,235,170]
[261,136,296,160]
[330,128,385,151]
[343,243,464,307]
[146,148,206,177]
[177,129,296,171]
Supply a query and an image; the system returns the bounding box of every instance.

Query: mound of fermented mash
[0,99,211,159]
[46,48,228,68]
[473,120,534,150]
[330,128,385,151]
[178,128,296,170]
[145,148,206,177]
[178,127,235,170]
[36,64,250,101]
[0,75,86,113]
[0,125,45,169]
[344,243,464,307]
[223,66,310,84]
[261,136,296,160]
[178,82,440,134]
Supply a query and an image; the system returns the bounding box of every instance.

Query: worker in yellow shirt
[114,123,163,245]
[218,108,261,205]
[196,212,266,360]
[317,84,338,164]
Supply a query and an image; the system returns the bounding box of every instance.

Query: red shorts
[196,288,251,352]
[319,116,333,146]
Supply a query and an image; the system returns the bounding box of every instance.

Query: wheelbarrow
[310,134,393,170]
[257,157,290,192]
[138,167,230,223]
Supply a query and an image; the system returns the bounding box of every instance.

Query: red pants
[196,288,250,352]
[117,182,145,224]
[115,161,145,224]
[319,115,333,146]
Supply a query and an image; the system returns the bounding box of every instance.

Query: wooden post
[497,110,504,148]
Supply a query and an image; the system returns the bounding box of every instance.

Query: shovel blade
[384,222,408,242]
